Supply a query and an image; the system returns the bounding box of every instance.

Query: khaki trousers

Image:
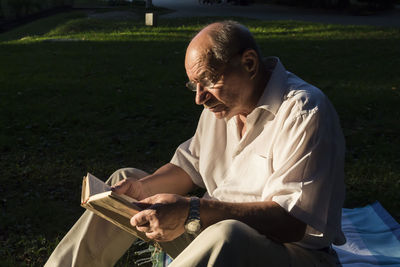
[45,168,339,267]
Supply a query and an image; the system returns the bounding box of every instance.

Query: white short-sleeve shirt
[171,57,346,249]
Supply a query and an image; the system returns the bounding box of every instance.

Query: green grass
[0,10,399,266]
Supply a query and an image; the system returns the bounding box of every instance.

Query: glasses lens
[186,78,215,92]
[202,78,214,89]
[186,81,197,92]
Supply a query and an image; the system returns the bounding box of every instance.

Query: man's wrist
[137,176,156,200]
[184,196,202,236]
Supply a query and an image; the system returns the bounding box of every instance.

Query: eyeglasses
[185,77,216,92]
[186,72,226,93]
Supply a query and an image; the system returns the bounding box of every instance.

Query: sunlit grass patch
[3,17,205,43]
[250,21,400,40]
[4,16,399,45]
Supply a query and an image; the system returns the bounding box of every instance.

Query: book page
[87,173,111,197]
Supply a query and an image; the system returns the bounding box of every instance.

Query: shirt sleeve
[170,112,206,189]
[266,91,345,244]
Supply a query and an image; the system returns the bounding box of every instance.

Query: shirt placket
[233,111,260,156]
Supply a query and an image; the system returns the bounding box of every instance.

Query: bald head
[185,21,261,80]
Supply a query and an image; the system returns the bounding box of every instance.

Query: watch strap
[187,196,200,220]
[185,197,201,235]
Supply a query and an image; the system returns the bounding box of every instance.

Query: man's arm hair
[200,199,306,243]
[140,163,197,197]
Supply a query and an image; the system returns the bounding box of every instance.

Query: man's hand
[111,178,149,201]
[131,194,190,242]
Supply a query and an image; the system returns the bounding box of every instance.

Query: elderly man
[46,21,345,266]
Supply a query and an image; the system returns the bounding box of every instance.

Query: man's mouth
[207,104,225,112]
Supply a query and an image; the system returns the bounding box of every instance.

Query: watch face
[186,219,201,234]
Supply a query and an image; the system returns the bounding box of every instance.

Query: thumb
[139,195,158,204]
[111,179,131,195]
[138,195,165,210]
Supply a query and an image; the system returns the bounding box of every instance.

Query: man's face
[185,49,251,120]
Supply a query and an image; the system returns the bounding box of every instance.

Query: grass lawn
[0,9,399,266]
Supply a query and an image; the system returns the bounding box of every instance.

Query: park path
[153,0,400,27]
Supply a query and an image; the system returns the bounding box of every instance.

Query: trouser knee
[170,220,290,267]
[183,220,264,266]
[106,167,149,185]
[205,219,250,245]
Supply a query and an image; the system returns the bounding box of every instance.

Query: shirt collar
[255,57,288,117]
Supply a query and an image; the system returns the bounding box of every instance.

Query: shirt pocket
[234,152,270,195]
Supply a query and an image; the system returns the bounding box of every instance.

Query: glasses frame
[185,76,220,92]
[185,51,244,93]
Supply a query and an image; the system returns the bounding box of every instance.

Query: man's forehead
[185,44,211,78]
[185,48,204,70]
[185,56,209,81]
[185,24,223,79]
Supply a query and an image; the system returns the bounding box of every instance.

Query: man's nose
[195,84,210,105]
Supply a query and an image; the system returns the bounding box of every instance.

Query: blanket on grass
[333,201,400,266]
[155,202,400,267]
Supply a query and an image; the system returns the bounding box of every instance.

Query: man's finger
[130,210,151,227]
[139,195,157,204]
[136,225,151,233]
[111,179,130,194]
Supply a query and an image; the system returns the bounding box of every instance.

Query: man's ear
[241,49,259,80]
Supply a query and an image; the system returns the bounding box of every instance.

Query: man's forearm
[139,163,196,198]
[199,199,306,243]
[134,165,306,243]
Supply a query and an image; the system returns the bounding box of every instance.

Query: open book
[80,173,185,257]
[81,173,150,241]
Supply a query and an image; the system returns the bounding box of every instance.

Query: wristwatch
[184,197,202,236]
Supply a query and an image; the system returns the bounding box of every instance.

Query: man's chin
[212,110,230,120]
[205,104,225,119]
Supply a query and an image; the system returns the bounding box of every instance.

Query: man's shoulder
[283,72,328,117]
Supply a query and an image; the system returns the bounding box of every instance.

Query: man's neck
[246,62,272,115]
[237,115,247,139]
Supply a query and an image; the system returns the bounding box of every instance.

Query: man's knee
[202,219,253,245]
[185,220,279,266]
[201,219,283,255]
[106,167,149,185]
[172,220,289,267]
